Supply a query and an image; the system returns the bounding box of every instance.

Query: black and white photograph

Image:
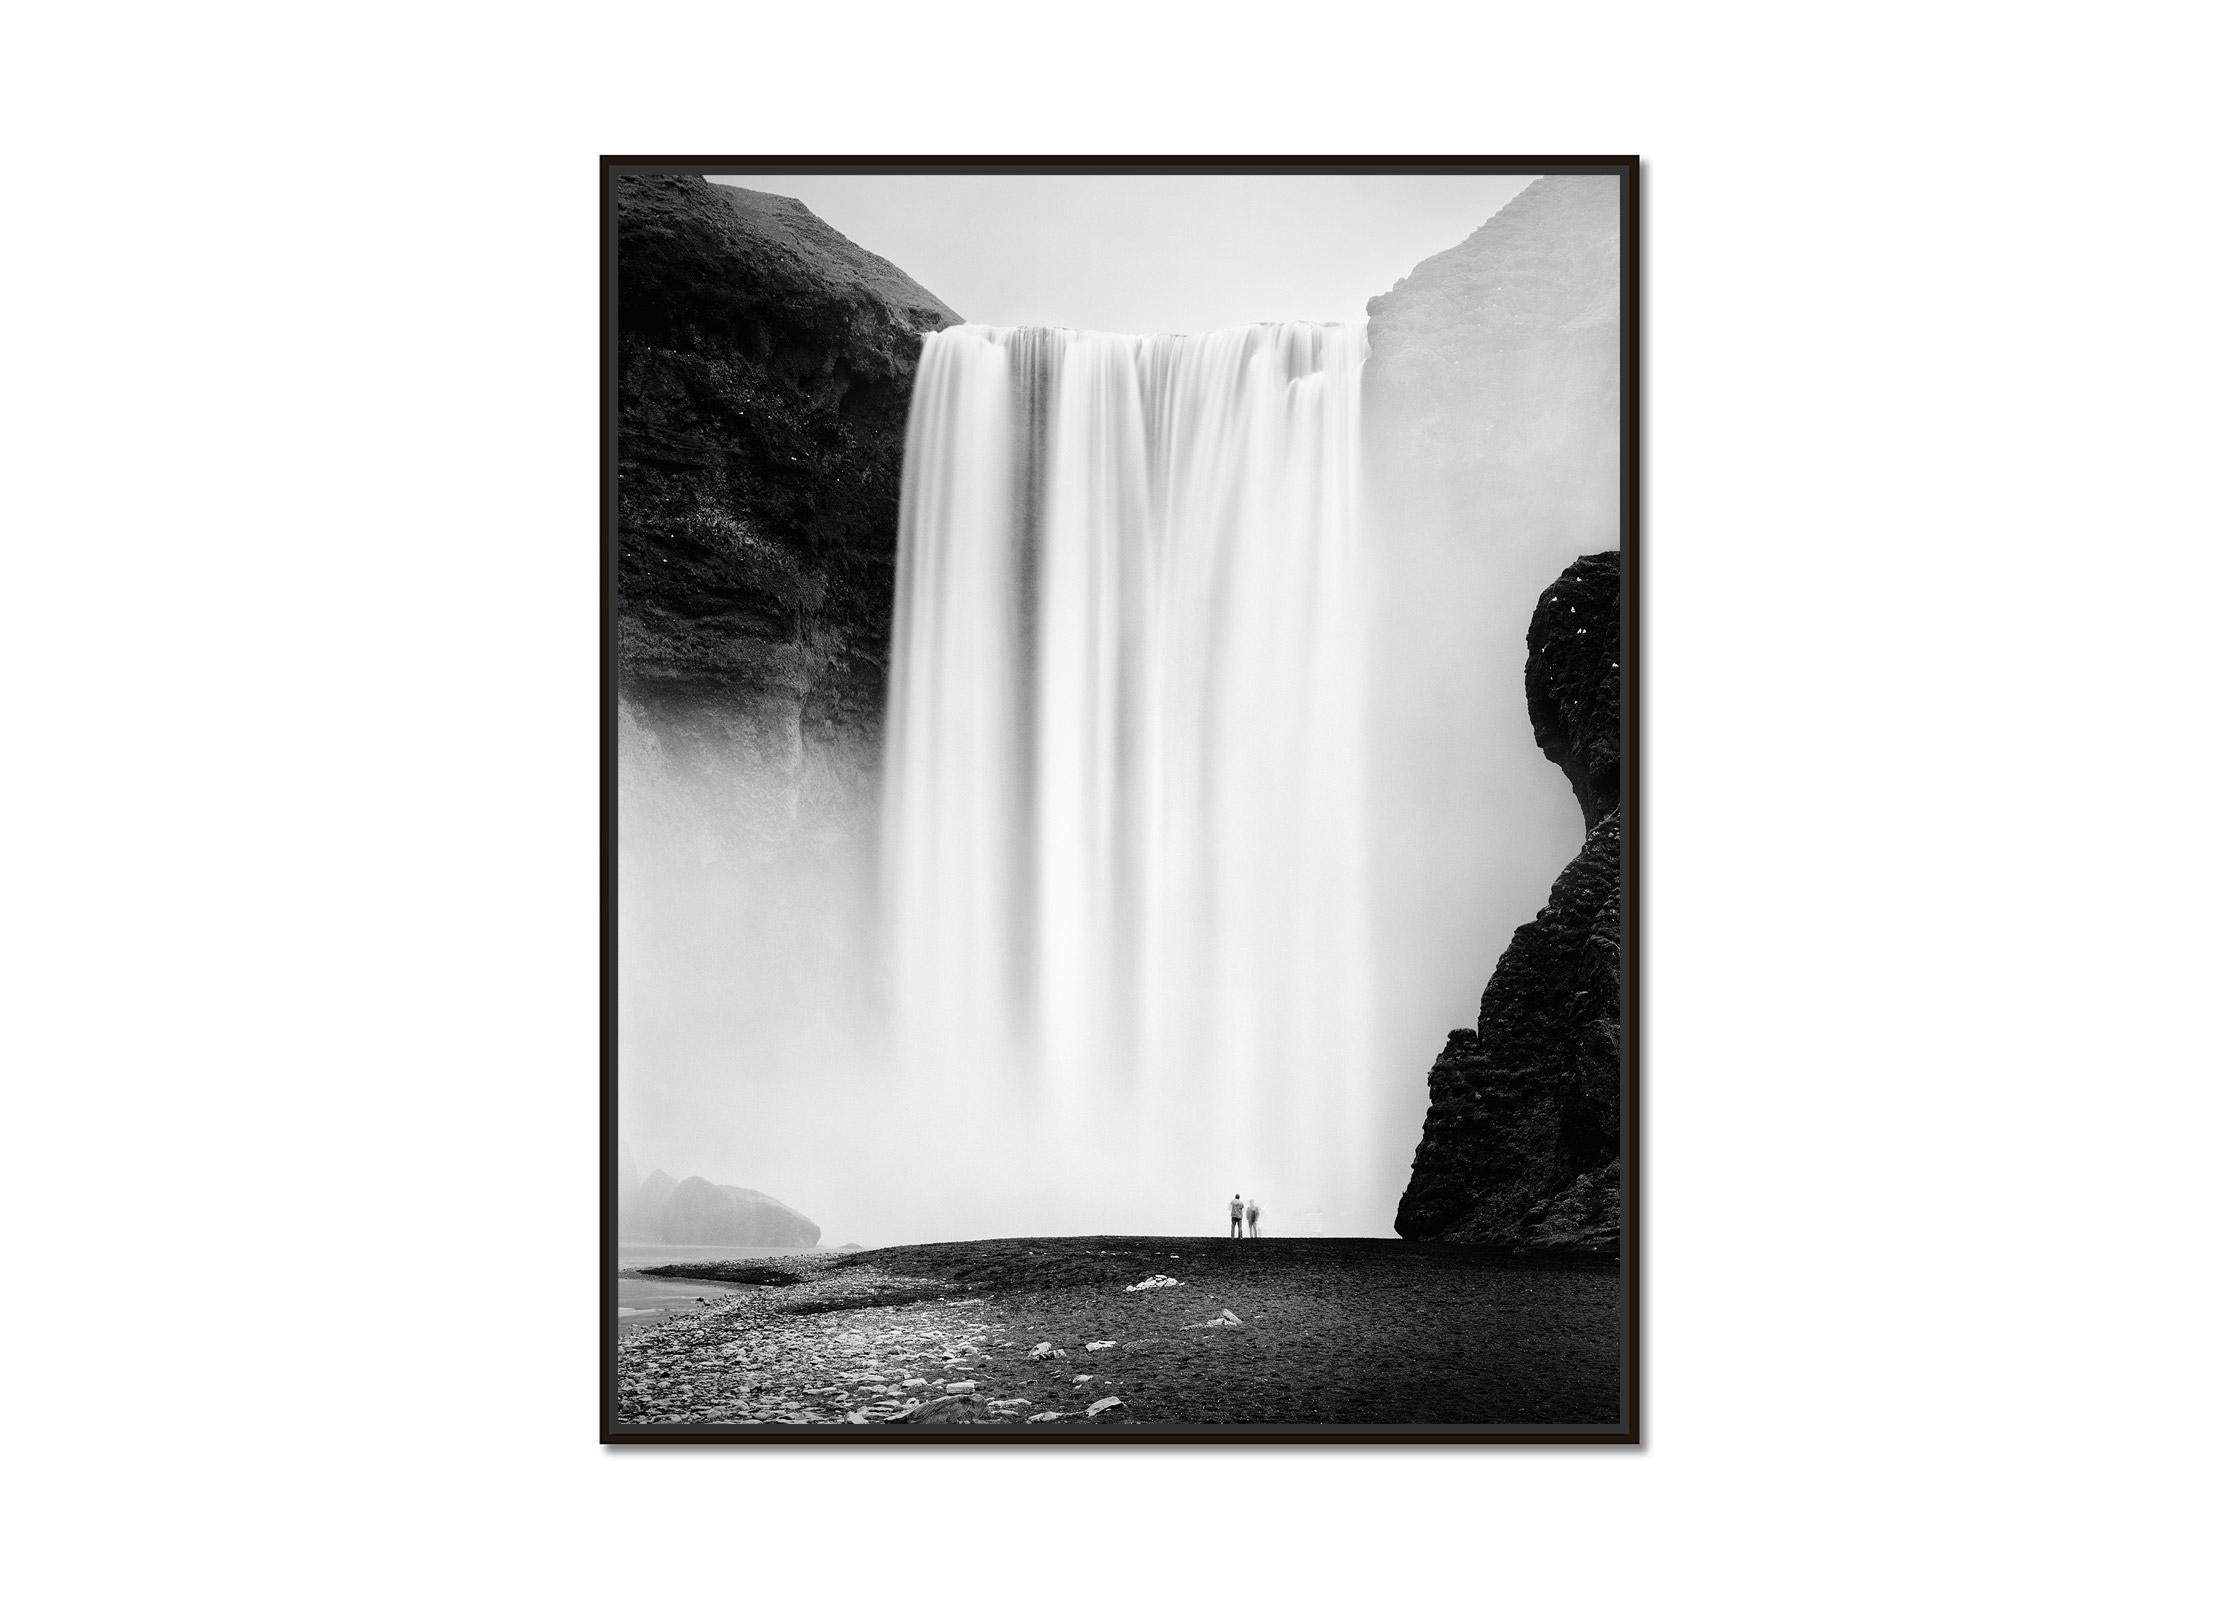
[604,158,1637,1438]
[24,0,2240,1586]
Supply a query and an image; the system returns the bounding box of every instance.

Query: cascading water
[883,322,1378,1236]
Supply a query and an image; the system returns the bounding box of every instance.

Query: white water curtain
[885,322,1374,1232]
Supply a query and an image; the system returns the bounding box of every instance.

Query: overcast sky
[710,173,1534,334]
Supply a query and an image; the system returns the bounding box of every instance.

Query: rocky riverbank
[614,1237,1618,1430]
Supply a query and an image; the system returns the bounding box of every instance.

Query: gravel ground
[615,1237,1618,1430]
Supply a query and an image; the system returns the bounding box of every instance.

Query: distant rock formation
[620,1167,820,1247]
[614,173,961,816]
[1394,551,1622,1252]
[660,1176,821,1248]
[621,1169,680,1240]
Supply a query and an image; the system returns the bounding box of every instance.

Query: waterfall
[883,322,1377,1236]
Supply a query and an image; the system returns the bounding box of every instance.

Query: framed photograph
[602,155,1640,1443]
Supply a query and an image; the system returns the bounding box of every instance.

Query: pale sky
[709,172,1534,335]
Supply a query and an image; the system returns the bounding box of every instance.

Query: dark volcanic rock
[660,1175,821,1248]
[614,173,960,745]
[1395,552,1623,1252]
[1528,551,1621,828]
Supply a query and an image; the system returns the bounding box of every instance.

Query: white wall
[6,3,2233,1596]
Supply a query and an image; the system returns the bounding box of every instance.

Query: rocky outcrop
[615,173,960,767]
[1394,551,1622,1252]
[1526,550,1622,830]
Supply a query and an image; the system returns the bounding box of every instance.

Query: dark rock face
[614,172,960,748]
[1395,551,1622,1252]
[659,1175,821,1248]
[614,179,945,1210]
[1527,550,1622,828]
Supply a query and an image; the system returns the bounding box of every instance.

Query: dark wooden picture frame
[602,154,1640,1445]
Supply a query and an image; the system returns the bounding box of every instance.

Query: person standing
[1229,1194,1244,1239]
[1246,1198,1261,1238]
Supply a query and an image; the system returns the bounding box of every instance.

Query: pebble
[614,1265,1009,1428]
[616,1258,1165,1429]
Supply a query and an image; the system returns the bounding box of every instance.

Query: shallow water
[615,1243,821,1322]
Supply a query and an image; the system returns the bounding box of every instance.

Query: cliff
[614,173,960,771]
[1394,551,1622,1252]
[1359,176,1624,1209]
[1363,174,1619,569]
